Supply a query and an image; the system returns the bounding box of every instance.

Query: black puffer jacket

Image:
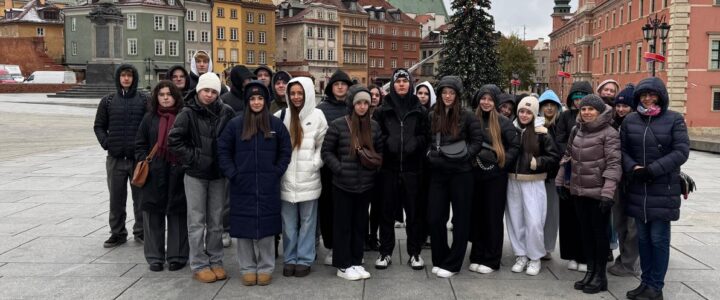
[471,86,521,178]
[317,70,353,123]
[221,65,256,116]
[621,77,690,222]
[375,68,429,173]
[555,81,593,154]
[135,113,186,214]
[168,96,235,180]
[321,86,383,193]
[508,125,560,181]
[93,64,148,159]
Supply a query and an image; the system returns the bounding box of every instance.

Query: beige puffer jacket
[555,105,621,200]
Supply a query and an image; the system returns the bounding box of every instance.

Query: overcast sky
[442,0,579,40]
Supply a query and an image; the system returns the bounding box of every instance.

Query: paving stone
[22,218,106,237]
[0,190,30,202]
[608,279,705,300]
[17,190,106,204]
[0,202,42,217]
[214,271,363,300]
[671,232,708,246]
[0,236,112,263]
[0,262,135,277]
[685,232,720,245]
[0,223,38,235]
[93,240,147,264]
[684,281,720,299]
[116,277,224,300]
[452,278,613,299]
[0,234,36,254]
[365,277,453,299]
[664,269,720,282]
[5,203,107,222]
[0,276,137,299]
[0,176,92,191]
[672,244,720,269]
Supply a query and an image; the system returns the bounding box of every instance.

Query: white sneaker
[431,266,439,274]
[324,250,333,266]
[469,263,480,272]
[511,256,529,273]
[436,268,456,278]
[446,222,453,231]
[477,265,495,274]
[394,221,405,228]
[567,260,578,270]
[526,260,541,276]
[222,232,231,248]
[409,255,425,270]
[375,255,391,269]
[352,266,371,279]
[577,263,588,272]
[337,268,362,281]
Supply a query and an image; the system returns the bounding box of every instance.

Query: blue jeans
[635,218,671,291]
[281,200,318,266]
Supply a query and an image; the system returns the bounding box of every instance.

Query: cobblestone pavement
[0,94,718,299]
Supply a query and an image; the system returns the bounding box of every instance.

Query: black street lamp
[557,47,573,101]
[642,13,671,77]
[143,57,155,89]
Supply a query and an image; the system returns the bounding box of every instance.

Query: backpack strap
[280,108,287,122]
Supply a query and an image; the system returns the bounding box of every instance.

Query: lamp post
[557,47,573,101]
[143,57,155,89]
[642,14,671,77]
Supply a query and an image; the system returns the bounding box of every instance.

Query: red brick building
[360,0,421,85]
[549,0,720,136]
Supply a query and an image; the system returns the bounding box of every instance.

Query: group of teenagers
[93,50,688,300]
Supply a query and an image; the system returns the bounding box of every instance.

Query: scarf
[157,106,178,163]
[637,104,661,117]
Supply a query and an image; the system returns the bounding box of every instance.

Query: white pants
[505,179,547,261]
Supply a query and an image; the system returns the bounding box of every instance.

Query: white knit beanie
[517,96,540,116]
[596,79,619,94]
[196,73,221,94]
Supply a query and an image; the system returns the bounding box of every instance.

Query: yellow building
[337,2,368,85]
[212,0,276,79]
[0,0,65,63]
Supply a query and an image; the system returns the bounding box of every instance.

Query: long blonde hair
[542,102,560,128]
[475,106,506,167]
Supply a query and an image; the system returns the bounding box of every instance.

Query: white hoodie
[415,81,437,108]
[190,50,214,76]
[274,77,328,203]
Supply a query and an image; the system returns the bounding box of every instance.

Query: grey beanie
[579,94,607,113]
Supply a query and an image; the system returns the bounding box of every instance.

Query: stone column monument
[85,0,125,85]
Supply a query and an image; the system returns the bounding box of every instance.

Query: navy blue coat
[620,77,689,222]
[217,101,292,240]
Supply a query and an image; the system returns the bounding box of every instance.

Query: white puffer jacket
[274,77,328,203]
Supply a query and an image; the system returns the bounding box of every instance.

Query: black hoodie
[93,64,148,159]
[220,65,256,116]
[269,71,292,114]
[555,81,593,154]
[317,70,353,123]
[375,68,429,172]
[497,93,516,121]
[166,65,191,98]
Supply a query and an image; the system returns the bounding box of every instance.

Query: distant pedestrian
[254,65,274,88]
[415,81,436,110]
[221,65,256,117]
[93,64,147,248]
[134,80,188,272]
[497,93,517,121]
[217,80,292,286]
[185,51,227,103]
[620,77,689,300]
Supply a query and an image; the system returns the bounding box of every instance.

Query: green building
[386,0,448,17]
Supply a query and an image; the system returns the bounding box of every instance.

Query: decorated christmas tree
[437,0,501,104]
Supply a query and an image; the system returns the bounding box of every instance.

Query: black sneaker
[168,262,186,271]
[633,285,663,300]
[134,235,144,244]
[149,263,163,272]
[626,283,647,299]
[103,235,127,248]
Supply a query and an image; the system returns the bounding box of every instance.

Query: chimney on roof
[4,0,13,12]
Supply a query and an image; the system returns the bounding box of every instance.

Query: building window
[404,30,409,37]
[169,40,179,56]
[391,59,397,68]
[626,47,631,72]
[200,11,210,23]
[187,9,196,21]
[71,41,77,55]
[628,2,632,22]
[187,30,196,42]
[343,50,349,63]
[154,39,165,56]
[318,27,324,38]
[259,31,266,44]
[379,41,384,49]
[246,31,254,43]
[404,60,410,68]
[217,8,224,18]
[637,43,643,71]
[217,27,225,40]
[168,16,178,31]
[377,26,384,34]
[328,28,335,39]
[650,0,655,12]
[603,50,608,73]
[378,59,384,68]
[246,11,254,23]
[710,39,720,70]
[128,38,137,55]
[328,49,335,61]
[230,49,238,62]
[620,8,624,25]
[36,27,44,36]
[370,58,375,68]
[318,49,324,60]
[230,8,237,19]
[639,0,643,18]
[201,31,210,43]
[282,28,287,40]
[404,43,409,51]
[259,13,266,24]
[391,42,397,50]
[618,48,623,73]
[154,15,164,31]
[370,40,375,49]
[391,28,397,36]
[230,28,238,41]
[217,48,225,62]
[127,14,137,29]
[713,88,720,111]
[343,31,349,44]
[307,26,314,38]
[246,50,255,64]
[259,51,266,64]
[611,50,615,73]
[168,0,174,5]
[71,18,76,31]
[187,49,196,62]
[307,49,313,60]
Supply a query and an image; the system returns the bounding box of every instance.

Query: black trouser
[143,211,189,265]
[318,167,334,249]
[575,197,610,272]
[332,186,371,269]
[428,171,473,273]
[379,170,424,258]
[106,156,143,238]
[469,171,508,269]
[559,187,586,263]
[367,176,382,242]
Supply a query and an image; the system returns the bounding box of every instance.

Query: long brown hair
[518,115,539,157]
[475,106,506,167]
[431,89,461,138]
[241,97,272,141]
[149,80,183,112]
[287,82,304,150]
[349,107,374,158]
